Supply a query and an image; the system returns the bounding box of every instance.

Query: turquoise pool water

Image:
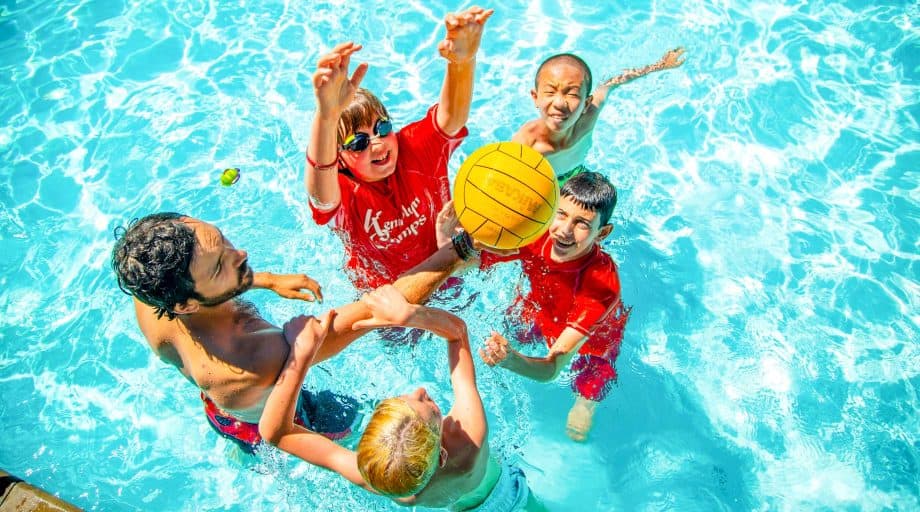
[1,0,918,510]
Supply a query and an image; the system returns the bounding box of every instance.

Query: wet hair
[534,53,593,95]
[112,212,197,320]
[561,171,618,226]
[356,397,441,497]
[337,88,390,145]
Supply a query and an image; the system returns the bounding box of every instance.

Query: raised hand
[437,6,494,64]
[435,200,461,249]
[266,273,324,302]
[479,331,510,366]
[351,285,416,330]
[313,42,369,116]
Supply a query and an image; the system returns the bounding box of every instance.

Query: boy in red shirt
[305,7,493,291]
[477,171,629,442]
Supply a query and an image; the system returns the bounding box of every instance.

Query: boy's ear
[530,88,538,102]
[584,93,594,107]
[596,224,613,241]
[172,299,200,315]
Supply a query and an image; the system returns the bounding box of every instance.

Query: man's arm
[435,7,493,136]
[309,242,472,364]
[480,327,588,382]
[252,272,323,302]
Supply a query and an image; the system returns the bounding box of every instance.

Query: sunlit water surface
[0,0,917,510]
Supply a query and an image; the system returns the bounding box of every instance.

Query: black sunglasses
[341,118,393,152]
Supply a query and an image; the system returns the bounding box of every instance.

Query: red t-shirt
[481,231,627,358]
[311,105,468,290]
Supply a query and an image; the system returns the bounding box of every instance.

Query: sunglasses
[341,118,393,152]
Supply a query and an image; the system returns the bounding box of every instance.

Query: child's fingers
[316,55,338,69]
[479,348,496,366]
[350,62,369,88]
[313,69,332,87]
[329,41,356,54]
[319,309,337,336]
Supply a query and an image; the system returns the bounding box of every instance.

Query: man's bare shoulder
[132,298,183,366]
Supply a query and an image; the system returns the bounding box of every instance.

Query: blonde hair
[356,397,441,497]
[337,88,390,145]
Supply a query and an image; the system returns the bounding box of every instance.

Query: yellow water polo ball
[453,142,559,250]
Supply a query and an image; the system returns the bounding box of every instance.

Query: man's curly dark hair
[112,212,198,320]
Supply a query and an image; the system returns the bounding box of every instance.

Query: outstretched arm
[308,241,475,365]
[305,42,368,211]
[480,327,588,382]
[252,272,323,302]
[258,311,374,491]
[436,7,494,136]
[591,47,686,107]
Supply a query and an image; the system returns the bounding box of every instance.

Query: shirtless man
[112,212,467,451]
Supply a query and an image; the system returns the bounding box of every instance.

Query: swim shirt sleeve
[567,259,621,336]
[309,173,354,225]
[397,104,468,180]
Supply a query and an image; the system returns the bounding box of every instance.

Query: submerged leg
[565,395,598,442]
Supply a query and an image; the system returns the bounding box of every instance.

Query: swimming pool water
[1,0,917,510]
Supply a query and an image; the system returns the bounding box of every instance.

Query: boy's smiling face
[531,61,592,134]
[548,196,612,263]
[339,117,399,182]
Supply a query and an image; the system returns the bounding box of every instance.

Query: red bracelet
[306,152,339,171]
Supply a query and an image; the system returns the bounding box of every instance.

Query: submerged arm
[481,328,588,382]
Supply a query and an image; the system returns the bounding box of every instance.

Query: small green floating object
[220,167,240,186]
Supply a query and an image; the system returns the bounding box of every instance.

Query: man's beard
[197,263,254,307]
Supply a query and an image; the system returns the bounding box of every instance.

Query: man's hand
[314,42,368,116]
[282,310,336,361]
[265,273,324,302]
[438,7,494,64]
[351,285,417,330]
[479,331,511,367]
